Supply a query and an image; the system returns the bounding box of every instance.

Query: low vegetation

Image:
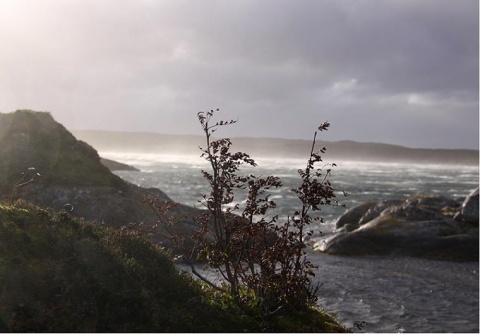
[0,201,345,332]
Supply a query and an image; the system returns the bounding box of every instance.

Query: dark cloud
[0,0,477,149]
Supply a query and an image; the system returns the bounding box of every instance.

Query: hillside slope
[0,202,229,332]
[0,110,197,246]
[0,202,345,332]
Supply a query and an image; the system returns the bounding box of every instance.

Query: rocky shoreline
[314,188,479,261]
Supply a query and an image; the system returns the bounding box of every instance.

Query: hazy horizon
[73,127,479,151]
[72,128,479,167]
[1,1,478,149]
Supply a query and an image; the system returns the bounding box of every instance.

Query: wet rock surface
[315,191,479,261]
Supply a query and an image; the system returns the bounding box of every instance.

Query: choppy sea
[103,151,479,333]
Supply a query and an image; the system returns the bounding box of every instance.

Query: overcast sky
[0,0,478,149]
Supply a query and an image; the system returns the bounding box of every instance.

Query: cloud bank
[0,0,478,148]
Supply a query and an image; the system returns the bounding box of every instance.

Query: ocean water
[103,151,479,333]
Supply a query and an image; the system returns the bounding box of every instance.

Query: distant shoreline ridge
[72,130,479,166]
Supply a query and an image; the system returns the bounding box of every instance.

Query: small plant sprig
[10,167,41,203]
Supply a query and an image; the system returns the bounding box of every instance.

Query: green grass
[0,201,346,332]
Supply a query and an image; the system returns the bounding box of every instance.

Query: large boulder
[358,199,403,225]
[334,201,375,232]
[316,194,478,261]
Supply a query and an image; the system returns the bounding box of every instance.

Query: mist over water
[102,151,479,333]
[103,151,477,228]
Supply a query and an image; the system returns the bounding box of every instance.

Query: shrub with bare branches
[145,109,342,319]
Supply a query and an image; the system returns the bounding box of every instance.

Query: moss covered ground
[0,201,346,332]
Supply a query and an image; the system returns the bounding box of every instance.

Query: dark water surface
[311,253,478,333]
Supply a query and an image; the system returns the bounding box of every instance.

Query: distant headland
[72,130,479,166]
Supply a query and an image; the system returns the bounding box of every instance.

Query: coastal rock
[358,199,403,225]
[100,157,140,171]
[0,110,201,249]
[381,202,446,222]
[317,193,478,261]
[335,201,375,232]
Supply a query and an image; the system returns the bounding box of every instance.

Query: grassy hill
[0,111,123,190]
[0,110,200,243]
[0,201,345,332]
